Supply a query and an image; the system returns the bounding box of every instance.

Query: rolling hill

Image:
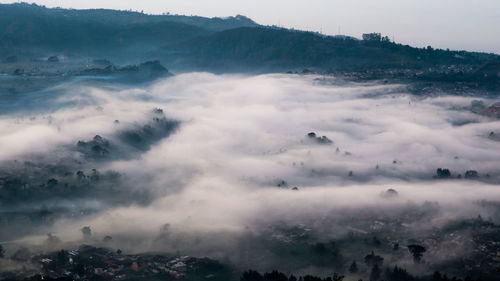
[0,2,499,91]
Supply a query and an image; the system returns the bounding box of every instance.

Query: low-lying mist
[1,73,500,276]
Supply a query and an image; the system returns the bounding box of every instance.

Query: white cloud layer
[2,73,500,263]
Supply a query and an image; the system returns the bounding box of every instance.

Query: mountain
[0,3,257,60]
[0,2,499,93]
[0,3,258,31]
[158,27,500,71]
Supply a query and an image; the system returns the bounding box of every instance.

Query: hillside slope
[0,2,499,93]
[0,3,255,59]
[160,27,500,71]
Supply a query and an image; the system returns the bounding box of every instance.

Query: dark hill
[0,3,256,59]
[159,27,500,72]
[0,2,258,31]
[0,2,499,93]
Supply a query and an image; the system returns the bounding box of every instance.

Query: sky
[1,1,500,53]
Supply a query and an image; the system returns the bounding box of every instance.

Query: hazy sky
[2,0,500,53]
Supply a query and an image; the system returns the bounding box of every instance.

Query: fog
[1,73,500,275]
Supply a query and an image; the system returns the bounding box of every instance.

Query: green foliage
[167,27,500,72]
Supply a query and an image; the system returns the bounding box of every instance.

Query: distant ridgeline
[0,2,499,91]
[0,2,257,57]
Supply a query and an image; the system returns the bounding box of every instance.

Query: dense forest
[0,3,498,71]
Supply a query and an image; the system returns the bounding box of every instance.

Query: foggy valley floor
[1,73,500,281]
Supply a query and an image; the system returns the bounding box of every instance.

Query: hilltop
[0,3,499,94]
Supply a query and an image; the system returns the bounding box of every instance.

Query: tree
[364,251,384,266]
[332,273,344,281]
[407,244,426,263]
[349,261,359,273]
[431,271,443,281]
[45,233,61,247]
[241,270,264,281]
[0,244,4,258]
[436,168,451,179]
[303,276,322,281]
[81,226,92,239]
[370,264,381,281]
[363,33,382,42]
[464,170,479,179]
[76,171,86,181]
[90,169,100,182]
[47,178,58,187]
[385,266,415,281]
[264,270,288,281]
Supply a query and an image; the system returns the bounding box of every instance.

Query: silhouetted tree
[364,251,384,266]
[0,244,4,258]
[264,270,288,281]
[370,264,381,281]
[382,189,398,198]
[432,271,443,281]
[464,170,479,179]
[81,226,92,239]
[241,270,264,281]
[349,261,359,273]
[407,244,426,263]
[303,276,322,281]
[45,233,61,247]
[90,169,100,182]
[332,273,344,281]
[47,178,58,187]
[436,168,451,179]
[385,266,415,281]
[76,171,86,181]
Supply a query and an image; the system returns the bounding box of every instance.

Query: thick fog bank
[1,73,500,274]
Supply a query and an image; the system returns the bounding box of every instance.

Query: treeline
[1,3,500,80]
[164,26,500,72]
[240,268,486,281]
[0,2,255,57]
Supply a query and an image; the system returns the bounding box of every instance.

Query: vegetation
[166,26,499,70]
[1,3,499,94]
[239,269,486,281]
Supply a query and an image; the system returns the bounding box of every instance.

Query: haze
[1,2,500,280]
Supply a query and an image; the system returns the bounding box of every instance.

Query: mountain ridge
[0,2,499,94]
